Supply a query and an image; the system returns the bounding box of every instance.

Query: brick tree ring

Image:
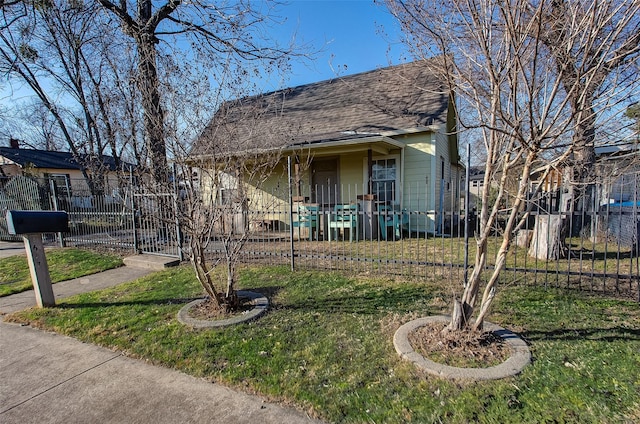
[177,290,269,329]
[393,315,531,381]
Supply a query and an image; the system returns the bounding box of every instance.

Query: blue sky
[0,1,410,140]
[1,1,408,103]
[271,0,409,89]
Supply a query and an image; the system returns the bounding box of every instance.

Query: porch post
[367,148,373,195]
[294,155,302,198]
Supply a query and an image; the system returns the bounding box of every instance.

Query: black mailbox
[6,210,70,235]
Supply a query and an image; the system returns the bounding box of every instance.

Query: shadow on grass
[56,286,283,311]
[523,326,640,342]
[247,285,283,299]
[57,297,203,309]
[283,285,431,315]
[570,248,637,261]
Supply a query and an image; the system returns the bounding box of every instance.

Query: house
[0,145,130,208]
[592,143,640,247]
[467,166,487,209]
[594,143,640,205]
[193,60,463,236]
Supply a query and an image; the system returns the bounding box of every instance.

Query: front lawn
[0,248,123,297]
[7,265,639,423]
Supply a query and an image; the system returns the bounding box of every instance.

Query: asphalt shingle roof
[0,147,125,171]
[194,60,452,156]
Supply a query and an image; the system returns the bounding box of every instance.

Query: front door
[311,158,339,206]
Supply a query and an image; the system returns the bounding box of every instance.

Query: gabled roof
[194,59,453,156]
[0,147,126,171]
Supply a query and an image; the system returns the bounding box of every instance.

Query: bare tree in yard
[94,0,301,312]
[535,0,640,257]
[0,1,134,194]
[173,87,297,311]
[96,0,296,184]
[385,0,640,331]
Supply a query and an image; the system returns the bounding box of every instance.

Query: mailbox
[6,210,70,235]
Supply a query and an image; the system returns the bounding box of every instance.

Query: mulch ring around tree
[189,297,255,320]
[177,290,269,329]
[394,315,531,381]
[408,321,511,368]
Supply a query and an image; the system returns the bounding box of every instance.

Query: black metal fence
[0,175,180,257]
[1,173,638,302]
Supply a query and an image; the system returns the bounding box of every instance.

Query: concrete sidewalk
[0,246,322,424]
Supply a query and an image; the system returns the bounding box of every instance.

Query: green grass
[7,265,640,423]
[254,235,640,276]
[0,248,123,297]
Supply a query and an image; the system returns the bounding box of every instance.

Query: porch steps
[123,254,181,271]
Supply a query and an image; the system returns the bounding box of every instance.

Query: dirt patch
[188,297,254,321]
[408,321,511,368]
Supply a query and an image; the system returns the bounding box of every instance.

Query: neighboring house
[193,60,463,235]
[526,143,639,210]
[467,166,486,209]
[594,143,640,205]
[0,146,130,208]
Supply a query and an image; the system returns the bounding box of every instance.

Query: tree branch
[97,0,138,34]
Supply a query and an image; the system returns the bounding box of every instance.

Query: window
[371,158,397,203]
[49,174,71,197]
[219,188,237,205]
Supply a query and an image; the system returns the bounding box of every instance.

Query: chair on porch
[292,204,319,241]
[377,204,410,240]
[328,204,359,242]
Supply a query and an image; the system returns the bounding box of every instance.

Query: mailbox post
[6,210,70,308]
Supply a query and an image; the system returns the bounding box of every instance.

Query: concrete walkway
[0,244,322,424]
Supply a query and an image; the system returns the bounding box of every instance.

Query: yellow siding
[433,129,461,233]
[197,128,460,235]
[339,153,366,203]
[397,132,436,233]
[249,161,290,219]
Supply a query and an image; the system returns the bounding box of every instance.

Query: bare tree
[0,1,134,194]
[173,82,298,311]
[96,0,296,184]
[93,1,303,311]
[385,0,640,331]
[537,0,640,252]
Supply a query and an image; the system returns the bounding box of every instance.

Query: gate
[133,189,183,259]
[0,176,47,241]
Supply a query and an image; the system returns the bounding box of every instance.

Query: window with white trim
[371,158,397,203]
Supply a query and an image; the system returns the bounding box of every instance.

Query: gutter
[283,135,405,152]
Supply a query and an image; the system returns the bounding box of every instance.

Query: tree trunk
[528,215,565,260]
[190,239,224,309]
[136,31,168,184]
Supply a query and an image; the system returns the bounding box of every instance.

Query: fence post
[49,179,65,248]
[288,156,295,271]
[172,163,184,262]
[130,169,139,254]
